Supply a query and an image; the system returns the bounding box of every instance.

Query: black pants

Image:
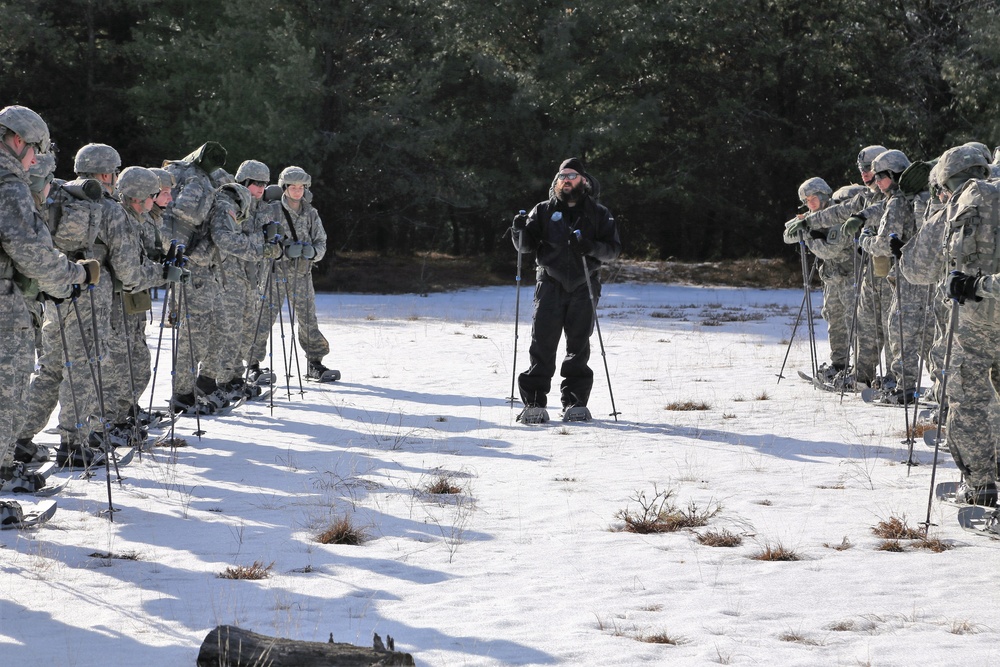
[518,277,599,408]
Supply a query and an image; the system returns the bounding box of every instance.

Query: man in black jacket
[511,158,621,423]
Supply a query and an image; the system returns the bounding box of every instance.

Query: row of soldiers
[784,141,1000,508]
[0,104,333,494]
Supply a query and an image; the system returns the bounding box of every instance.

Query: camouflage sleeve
[0,182,86,290]
[802,198,856,230]
[211,200,265,262]
[805,229,853,261]
[309,208,327,263]
[898,207,947,285]
[860,195,908,257]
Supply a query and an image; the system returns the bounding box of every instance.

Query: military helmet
[797,177,832,202]
[857,145,888,171]
[235,159,270,184]
[74,143,121,175]
[963,141,992,164]
[871,150,910,177]
[220,183,252,220]
[28,152,57,194]
[148,167,175,190]
[278,165,311,188]
[115,166,161,200]
[0,105,51,154]
[937,145,991,190]
[832,184,866,204]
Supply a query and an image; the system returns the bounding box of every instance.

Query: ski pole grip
[285,242,303,259]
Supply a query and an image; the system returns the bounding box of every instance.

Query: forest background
[3,0,1000,285]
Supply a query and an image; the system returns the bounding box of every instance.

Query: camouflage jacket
[278,195,327,271]
[898,201,949,286]
[803,185,884,230]
[860,188,916,261]
[0,152,86,322]
[98,194,162,292]
[120,203,167,291]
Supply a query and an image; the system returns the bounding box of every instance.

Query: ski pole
[887,241,914,469]
[148,241,179,424]
[273,256,293,400]
[280,246,305,396]
[509,210,526,403]
[776,261,818,384]
[51,299,85,462]
[908,284,934,448]
[840,251,869,402]
[797,231,819,379]
[176,256,205,439]
[576,232,619,421]
[117,289,142,452]
[922,295,960,535]
[242,228,280,389]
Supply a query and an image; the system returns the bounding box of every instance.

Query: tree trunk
[196,625,415,667]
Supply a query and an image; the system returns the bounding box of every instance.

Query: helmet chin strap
[0,135,30,162]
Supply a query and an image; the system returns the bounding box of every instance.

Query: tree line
[2,0,999,271]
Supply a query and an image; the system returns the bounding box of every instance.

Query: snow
[4,282,1000,666]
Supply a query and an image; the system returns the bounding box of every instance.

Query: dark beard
[555,181,586,203]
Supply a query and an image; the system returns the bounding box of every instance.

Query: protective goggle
[556,172,581,181]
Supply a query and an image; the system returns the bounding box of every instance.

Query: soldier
[0,105,98,491]
[267,166,334,382]
[511,157,621,424]
[907,145,998,505]
[783,177,854,384]
[859,149,928,404]
[107,166,167,434]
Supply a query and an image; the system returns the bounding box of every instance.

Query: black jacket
[513,195,621,291]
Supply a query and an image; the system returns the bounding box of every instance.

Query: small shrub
[425,475,462,495]
[877,540,905,552]
[662,500,721,531]
[665,400,711,411]
[615,487,676,534]
[751,542,800,561]
[315,515,368,546]
[218,560,274,580]
[872,516,923,540]
[697,529,743,547]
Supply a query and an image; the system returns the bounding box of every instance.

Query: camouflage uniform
[859,186,927,395]
[249,191,329,366]
[241,197,280,372]
[0,149,88,468]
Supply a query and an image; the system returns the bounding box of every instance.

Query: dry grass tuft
[750,541,800,561]
[424,474,463,495]
[89,551,141,561]
[877,539,905,552]
[638,631,684,645]
[872,515,923,540]
[154,436,188,447]
[665,400,711,411]
[778,631,822,645]
[754,390,770,401]
[614,487,721,534]
[913,536,953,553]
[697,529,743,547]
[315,514,368,546]
[950,619,981,635]
[823,537,853,551]
[827,619,856,632]
[218,560,274,580]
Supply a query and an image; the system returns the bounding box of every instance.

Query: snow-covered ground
[3,282,998,666]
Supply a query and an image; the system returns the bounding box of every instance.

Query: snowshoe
[306,360,341,383]
[0,462,50,494]
[13,438,50,464]
[562,406,592,422]
[957,505,1000,536]
[248,365,276,386]
[0,499,56,530]
[517,406,550,424]
[55,443,105,471]
[923,426,946,448]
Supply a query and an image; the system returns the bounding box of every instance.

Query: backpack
[47,178,103,258]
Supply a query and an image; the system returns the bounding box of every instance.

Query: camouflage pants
[248,260,329,366]
[172,271,221,396]
[886,277,931,393]
[945,306,1000,487]
[104,294,152,422]
[855,272,893,385]
[0,290,35,467]
[820,272,854,368]
[215,265,251,385]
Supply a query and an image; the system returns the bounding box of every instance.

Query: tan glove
[76,258,101,285]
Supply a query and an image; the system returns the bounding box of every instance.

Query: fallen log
[196,625,415,666]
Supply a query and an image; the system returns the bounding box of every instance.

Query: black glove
[568,229,594,256]
[889,234,904,260]
[512,210,527,231]
[947,271,983,304]
[42,286,82,305]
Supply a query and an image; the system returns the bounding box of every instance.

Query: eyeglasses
[246,180,267,188]
[858,163,873,172]
[875,171,893,181]
[556,172,581,181]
